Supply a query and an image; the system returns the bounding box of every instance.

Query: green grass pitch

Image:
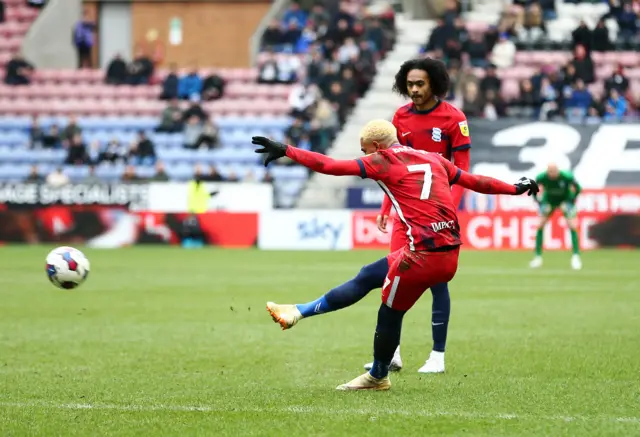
[1,246,639,436]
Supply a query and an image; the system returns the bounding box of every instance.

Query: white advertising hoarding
[139,182,273,213]
[259,210,352,250]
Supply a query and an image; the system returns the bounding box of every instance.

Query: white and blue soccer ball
[45,246,90,289]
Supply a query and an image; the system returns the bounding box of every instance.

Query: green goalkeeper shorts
[539,201,577,219]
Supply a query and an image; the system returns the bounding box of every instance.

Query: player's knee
[567,218,578,229]
[356,258,388,289]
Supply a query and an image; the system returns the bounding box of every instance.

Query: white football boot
[336,372,391,391]
[571,254,582,270]
[266,302,302,330]
[529,256,543,268]
[417,350,445,374]
[363,346,403,372]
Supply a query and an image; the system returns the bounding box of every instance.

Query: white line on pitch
[0,401,638,424]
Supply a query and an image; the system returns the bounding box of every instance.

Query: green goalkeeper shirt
[535,170,582,205]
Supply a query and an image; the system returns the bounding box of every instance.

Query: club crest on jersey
[431,128,442,142]
[458,121,469,137]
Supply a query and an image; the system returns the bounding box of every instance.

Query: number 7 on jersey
[407,164,433,200]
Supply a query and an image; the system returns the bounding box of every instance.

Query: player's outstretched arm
[443,159,538,196]
[285,145,362,176]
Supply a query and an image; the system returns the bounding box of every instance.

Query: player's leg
[531,203,554,268]
[363,224,407,372]
[562,201,582,270]
[339,249,459,390]
[417,282,449,374]
[266,257,388,330]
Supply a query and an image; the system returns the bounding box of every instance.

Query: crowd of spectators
[257,0,396,154]
[27,115,158,167]
[424,0,639,123]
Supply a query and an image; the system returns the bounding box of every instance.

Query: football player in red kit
[253,120,538,390]
[368,57,472,374]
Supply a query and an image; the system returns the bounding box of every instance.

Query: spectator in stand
[197,121,219,149]
[617,2,638,42]
[73,10,95,68]
[565,78,592,120]
[284,117,307,147]
[4,53,34,85]
[178,67,203,100]
[571,44,595,84]
[326,82,350,125]
[337,37,359,64]
[462,81,483,117]
[261,20,284,50]
[202,72,225,101]
[160,63,179,100]
[604,88,627,121]
[480,64,502,94]
[282,20,303,49]
[288,82,318,120]
[43,125,61,148]
[98,138,127,164]
[128,131,156,166]
[276,53,300,84]
[87,140,102,164]
[592,19,613,52]
[46,168,70,187]
[539,76,560,120]
[483,89,507,120]
[128,48,154,85]
[518,2,546,44]
[121,165,141,183]
[257,51,280,84]
[515,78,539,117]
[605,64,629,96]
[65,133,90,165]
[25,165,43,183]
[183,116,203,149]
[465,33,489,67]
[83,165,103,184]
[62,115,81,145]
[441,0,460,24]
[572,20,592,52]
[150,161,170,181]
[156,98,183,133]
[309,3,330,27]
[182,96,207,123]
[425,19,451,52]
[282,1,307,28]
[202,165,225,182]
[29,116,44,149]
[490,33,515,68]
[105,54,127,85]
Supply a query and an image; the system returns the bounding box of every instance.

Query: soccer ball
[45,246,90,289]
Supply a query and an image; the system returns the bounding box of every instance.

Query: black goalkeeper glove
[514,177,539,196]
[252,136,288,167]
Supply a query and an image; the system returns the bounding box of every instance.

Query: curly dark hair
[392,58,451,99]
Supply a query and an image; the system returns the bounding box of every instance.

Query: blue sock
[296,257,388,318]
[369,303,405,379]
[430,282,451,353]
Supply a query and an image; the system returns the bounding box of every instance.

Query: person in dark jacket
[160,63,179,100]
[105,54,127,85]
[73,10,95,68]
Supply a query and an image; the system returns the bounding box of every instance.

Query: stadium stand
[0,0,396,207]
[425,0,640,122]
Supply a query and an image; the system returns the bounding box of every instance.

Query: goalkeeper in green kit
[530,163,582,270]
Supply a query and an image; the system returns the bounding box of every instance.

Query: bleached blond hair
[359,119,398,146]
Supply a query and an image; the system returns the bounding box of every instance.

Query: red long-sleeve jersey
[286,145,516,251]
[380,100,471,216]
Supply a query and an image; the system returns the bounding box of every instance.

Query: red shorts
[382,247,460,311]
[389,214,408,253]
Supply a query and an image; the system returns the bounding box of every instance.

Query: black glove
[514,177,539,196]
[252,136,288,167]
